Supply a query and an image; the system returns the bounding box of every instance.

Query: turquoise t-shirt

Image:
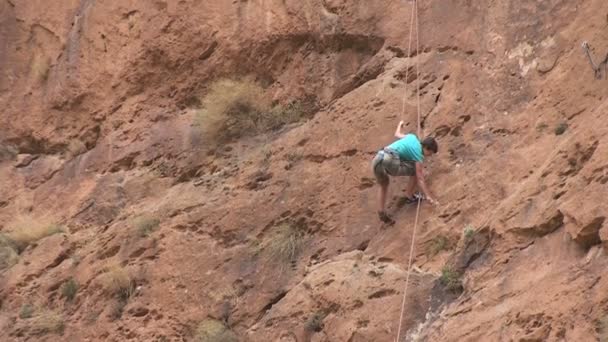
[387,134,424,162]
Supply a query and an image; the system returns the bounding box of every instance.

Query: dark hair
[421,137,438,154]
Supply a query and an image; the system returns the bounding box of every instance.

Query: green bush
[0,234,19,270]
[440,266,462,292]
[19,303,34,319]
[305,311,326,332]
[61,278,79,302]
[463,226,475,240]
[428,235,449,256]
[555,122,568,135]
[0,144,18,162]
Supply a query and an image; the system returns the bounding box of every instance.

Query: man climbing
[371,120,439,223]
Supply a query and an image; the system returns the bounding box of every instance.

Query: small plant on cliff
[66,140,87,158]
[265,223,305,264]
[463,225,475,241]
[194,319,238,342]
[197,78,311,142]
[440,266,463,293]
[30,308,64,335]
[19,303,35,319]
[554,122,568,135]
[597,314,608,342]
[132,215,161,237]
[31,55,50,82]
[0,143,18,162]
[428,234,449,257]
[6,217,63,252]
[197,78,270,140]
[284,151,303,170]
[265,100,308,130]
[305,311,326,332]
[0,234,19,271]
[61,278,79,302]
[103,265,135,321]
[100,264,135,301]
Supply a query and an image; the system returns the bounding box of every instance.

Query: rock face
[1,0,608,341]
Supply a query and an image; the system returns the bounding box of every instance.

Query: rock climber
[371,120,439,223]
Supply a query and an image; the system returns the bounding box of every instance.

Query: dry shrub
[31,55,50,82]
[598,315,608,342]
[100,264,134,300]
[7,217,63,252]
[132,215,161,237]
[198,78,269,140]
[66,140,87,157]
[197,78,310,142]
[30,308,64,335]
[256,223,305,265]
[195,319,238,342]
[0,144,18,162]
[266,100,308,129]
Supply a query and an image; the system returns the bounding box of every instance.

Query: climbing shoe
[403,196,417,204]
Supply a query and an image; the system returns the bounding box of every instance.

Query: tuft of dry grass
[598,315,608,342]
[195,319,238,342]
[197,78,269,141]
[31,55,50,82]
[132,215,161,237]
[66,140,87,157]
[266,100,308,130]
[100,265,135,300]
[196,78,310,142]
[6,217,63,252]
[30,308,64,335]
[256,223,305,265]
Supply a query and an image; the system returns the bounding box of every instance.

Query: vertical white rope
[400,2,417,120]
[395,198,422,342]
[395,1,423,341]
[415,0,421,138]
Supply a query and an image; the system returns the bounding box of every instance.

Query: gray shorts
[371,149,415,185]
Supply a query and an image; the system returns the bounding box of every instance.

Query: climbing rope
[396,1,422,341]
[399,1,417,119]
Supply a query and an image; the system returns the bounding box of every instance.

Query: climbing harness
[395,1,423,341]
[581,41,608,79]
